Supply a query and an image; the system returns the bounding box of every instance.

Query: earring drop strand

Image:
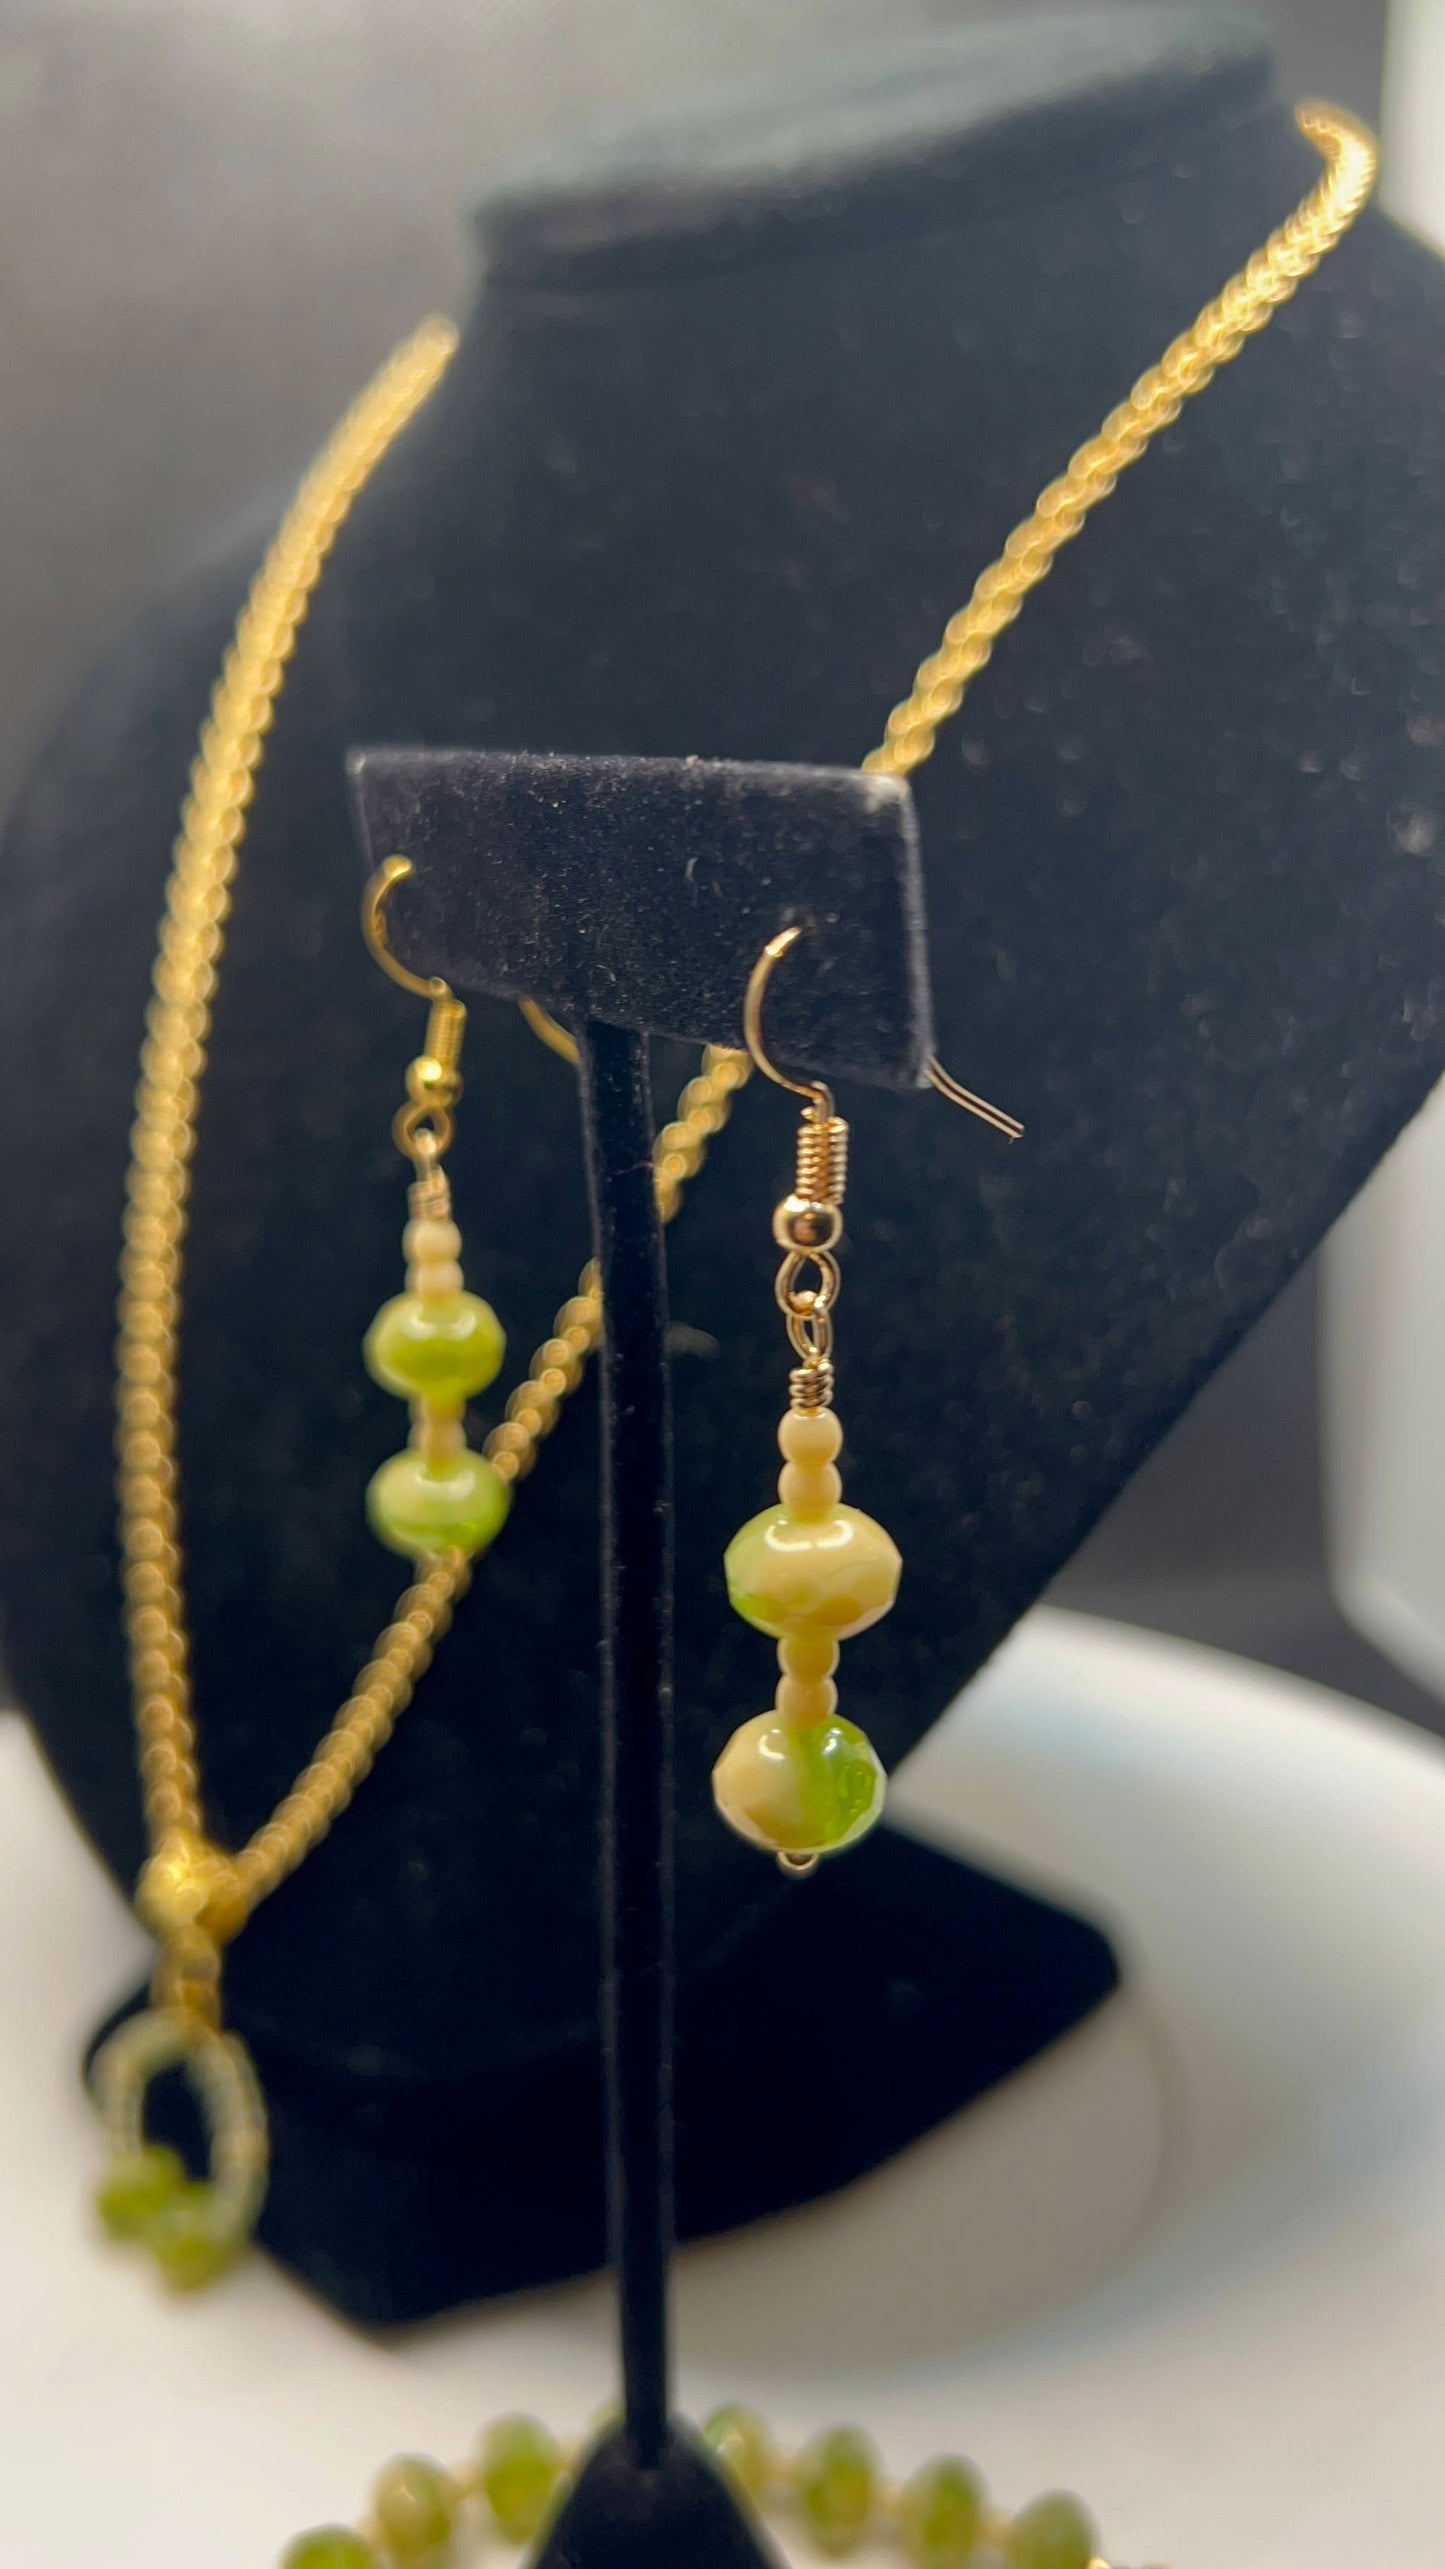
[361,861,511,1561]
[713,930,900,1871]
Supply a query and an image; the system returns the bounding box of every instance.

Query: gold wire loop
[775,1249,841,1321]
[926,1054,1025,1141]
[361,857,448,1003]
[392,1101,454,1166]
[363,857,469,1179]
[519,997,581,1066]
[364,858,581,1074]
[742,925,834,1115]
[745,916,1023,1142]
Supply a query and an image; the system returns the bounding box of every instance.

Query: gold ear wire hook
[364,856,581,1069]
[518,998,580,1066]
[926,1054,1024,1141]
[743,924,833,1116]
[362,856,450,1003]
[362,857,466,1133]
[745,920,1024,1139]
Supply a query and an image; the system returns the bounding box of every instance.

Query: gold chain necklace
[95,101,1375,2293]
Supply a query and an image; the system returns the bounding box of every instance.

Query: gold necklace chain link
[119,322,462,1882]
[115,100,1375,1938]
[863,102,1376,778]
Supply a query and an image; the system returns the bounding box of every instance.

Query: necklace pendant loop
[90,2002,269,2290]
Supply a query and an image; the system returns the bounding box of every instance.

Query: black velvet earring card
[5,9,1445,2320]
[349,745,935,1083]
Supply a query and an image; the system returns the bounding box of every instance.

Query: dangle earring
[712,925,1022,1876]
[712,926,902,1875]
[360,859,512,1561]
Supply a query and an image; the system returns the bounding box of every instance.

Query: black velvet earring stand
[3,7,1445,2326]
[383,749,936,2565]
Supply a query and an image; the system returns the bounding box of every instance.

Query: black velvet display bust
[3,8,1445,2325]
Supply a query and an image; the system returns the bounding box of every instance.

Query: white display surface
[3,1607,1445,2569]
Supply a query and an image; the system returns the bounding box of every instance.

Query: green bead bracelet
[278,2406,1150,2568]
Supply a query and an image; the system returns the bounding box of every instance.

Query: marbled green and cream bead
[725,1501,900,1637]
[899,2456,987,2568]
[364,1290,505,1404]
[95,2142,187,2241]
[1004,2491,1099,2569]
[476,2414,565,2541]
[282,2533,379,2569]
[371,2455,458,2567]
[367,1448,510,1561]
[147,2180,243,2291]
[701,2402,774,2502]
[724,1410,898,1638]
[712,1712,884,1859]
[795,2424,879,2555]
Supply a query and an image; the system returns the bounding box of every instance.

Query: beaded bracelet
[279,2406,1165,2569]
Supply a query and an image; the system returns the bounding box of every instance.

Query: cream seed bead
[776,1673,838,1727]
[779,1459,843,1516]
[409,1258,465,1301]
[778,1407,843,1464]
[410,1407,466,1468]
[403,1218,461,1265]
[779,1632,839,1682]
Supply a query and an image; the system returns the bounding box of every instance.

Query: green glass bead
[146,2180,240,2292]
[712,1712,885,1858]
[95,2143,187,2240]
[365,1291,505,1403]
[477,2414,564,2542]
[701,2403,773,2501]
[372,2456,457,2566]
[280,2532,379,2569]
[900,2457,986,2568]
[1005,2492,1099,2569]
[795,2426,879,2555]
[724,1503,900,1640]
[367,1448,511,1560]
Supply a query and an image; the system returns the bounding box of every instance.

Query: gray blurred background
[3,0,1431,1729]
